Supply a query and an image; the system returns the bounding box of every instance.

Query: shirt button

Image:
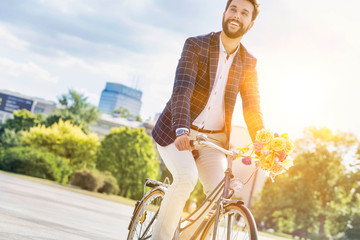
[202,121,204,124]
[214,91,217,95]
[220,76,222,79]
[208,107,210,110]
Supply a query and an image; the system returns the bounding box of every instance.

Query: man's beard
[222,16,251,39]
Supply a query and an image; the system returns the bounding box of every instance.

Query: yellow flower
[255,129,273,145]
[270,137,286,152]
[260,154,274,170]
[285,139,295,154]
[279,156,294,170]
[280,133,289,140]
[271,162,286,175]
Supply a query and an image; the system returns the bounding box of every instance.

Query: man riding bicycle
[152,0,264,239]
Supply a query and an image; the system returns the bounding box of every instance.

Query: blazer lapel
[209,32,220,91]
[224,49,243,116]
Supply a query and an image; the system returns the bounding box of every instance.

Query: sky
[0,0,359,140]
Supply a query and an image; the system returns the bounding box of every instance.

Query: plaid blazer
[152,31,264,148]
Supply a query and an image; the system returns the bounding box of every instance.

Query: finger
[178,139,185,151]
[175,140,181,151]
[185,138,191,151]
[181,139,188,151]
[175,142,180,151]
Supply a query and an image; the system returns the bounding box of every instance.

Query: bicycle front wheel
[200,204,258,240]
[127,189,165,240]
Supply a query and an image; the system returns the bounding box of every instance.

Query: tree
[21,120,100,169]
[0,109,44,134]
[252,127,360,239]
[113,107,132,119]
[113,107,143,122]
[96,127,159,199]
[0,129,22,148]
[0,110,44,148]
[45,89,100,133]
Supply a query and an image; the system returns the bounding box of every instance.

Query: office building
[0,89,56,124]
[98,82,142,116]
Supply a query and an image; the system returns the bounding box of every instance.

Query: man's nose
[233,12,241,20]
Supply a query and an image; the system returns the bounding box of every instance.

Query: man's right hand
[174,134,194,151]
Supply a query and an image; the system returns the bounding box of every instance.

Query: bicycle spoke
[201,204,256,240]
[127,190,164,240]
[140,209,160,239]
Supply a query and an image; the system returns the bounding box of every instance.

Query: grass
[258,231,293,239]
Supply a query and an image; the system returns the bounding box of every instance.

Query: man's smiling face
[222,0,254,39]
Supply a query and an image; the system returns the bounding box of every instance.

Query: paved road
[0,172,133,240]
[0,171,287,240]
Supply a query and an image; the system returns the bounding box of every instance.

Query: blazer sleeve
[170,37,199,132]
[240,59,265,142]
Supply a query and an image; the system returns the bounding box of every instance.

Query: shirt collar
[219,34,240,57]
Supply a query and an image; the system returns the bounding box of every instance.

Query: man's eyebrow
[229,5,251,13]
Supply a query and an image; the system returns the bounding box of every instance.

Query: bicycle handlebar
[190,133,238,160]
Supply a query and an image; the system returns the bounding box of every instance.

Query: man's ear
[249,21,255,30]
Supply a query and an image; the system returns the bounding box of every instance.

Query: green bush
[71,168,104,192]
[344,214,360,240]
[0,146,72,184]
[0,129,22,148]
[21,120,100,169]
[98,171,119,195]
[71,168,119,194]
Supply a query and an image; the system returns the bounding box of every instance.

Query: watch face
[176,129,189,136]
[176,129,185,135]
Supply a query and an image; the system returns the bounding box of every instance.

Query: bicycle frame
[173,151,242,240]
[130,133,250,240]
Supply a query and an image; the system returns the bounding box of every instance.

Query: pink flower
[278,151,287,162]
[242,156,252,165]
[253,142,263,153]
[274,132,279,137]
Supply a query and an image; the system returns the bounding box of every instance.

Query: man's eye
[242,12,248,16]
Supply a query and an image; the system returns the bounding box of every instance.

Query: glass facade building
[98,82,142,116]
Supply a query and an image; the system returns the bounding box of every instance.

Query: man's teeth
[230,21,239,26]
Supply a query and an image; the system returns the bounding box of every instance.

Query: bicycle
[127,133,258,240]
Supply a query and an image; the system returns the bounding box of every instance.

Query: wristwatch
[175,128,190,137]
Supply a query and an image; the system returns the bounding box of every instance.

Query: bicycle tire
[127,188,165,240]
[200,204,258,240]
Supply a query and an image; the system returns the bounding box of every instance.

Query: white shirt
[192,35,240,130]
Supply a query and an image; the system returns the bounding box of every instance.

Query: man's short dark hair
[225,0,260,21]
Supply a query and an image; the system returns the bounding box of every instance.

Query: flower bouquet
[237,129,295,181]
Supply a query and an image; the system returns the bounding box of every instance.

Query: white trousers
[151,130,227,240]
